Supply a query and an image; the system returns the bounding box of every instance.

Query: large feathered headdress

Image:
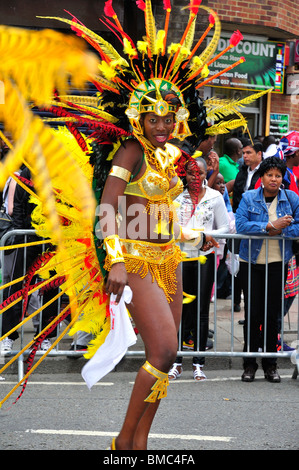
[39,0,270,155]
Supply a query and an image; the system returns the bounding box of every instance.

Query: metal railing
[0,230,298,380]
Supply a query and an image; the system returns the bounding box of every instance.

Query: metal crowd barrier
[0,229,298,380]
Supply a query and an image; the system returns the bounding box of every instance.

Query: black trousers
[1,241,58,341]
[176,253,215,365]
[239,261,288,371]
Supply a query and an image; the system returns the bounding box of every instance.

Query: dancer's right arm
[100,140,143,304]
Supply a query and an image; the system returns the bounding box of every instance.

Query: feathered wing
[0,26,109,407]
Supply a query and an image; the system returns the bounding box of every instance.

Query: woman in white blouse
[169,158,229,381]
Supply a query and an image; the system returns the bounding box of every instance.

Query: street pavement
[0,369,298,451]
[0,297,298,452]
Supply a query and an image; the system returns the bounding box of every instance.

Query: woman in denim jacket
[235,157,299,383]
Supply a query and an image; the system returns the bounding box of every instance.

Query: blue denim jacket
[235,187,299,264]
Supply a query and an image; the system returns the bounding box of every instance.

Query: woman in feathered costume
[0,0,270,450]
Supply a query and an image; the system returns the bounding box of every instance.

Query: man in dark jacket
[232,139,263,212]
[230,138,263,312]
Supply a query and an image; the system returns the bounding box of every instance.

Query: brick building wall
[153,0,298,41]
[203,0,299,35]
[205,0,299,35]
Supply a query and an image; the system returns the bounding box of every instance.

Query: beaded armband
[103,234,125,270]
[109,165,131,183]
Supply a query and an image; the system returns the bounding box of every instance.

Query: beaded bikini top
[124,143,184,202]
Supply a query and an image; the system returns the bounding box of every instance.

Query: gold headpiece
[125,78,191,141]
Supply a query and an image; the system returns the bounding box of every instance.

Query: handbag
[0,205,13,239]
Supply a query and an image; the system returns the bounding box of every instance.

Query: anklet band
[142,361,169,403]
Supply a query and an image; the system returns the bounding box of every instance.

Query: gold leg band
[142,361,169,403]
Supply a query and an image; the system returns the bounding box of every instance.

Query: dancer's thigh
[126,267,182,360]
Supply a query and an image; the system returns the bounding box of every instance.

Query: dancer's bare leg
[114,267,182,450]
[132,267,182,449]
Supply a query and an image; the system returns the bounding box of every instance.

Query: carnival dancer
[0,0,271,450]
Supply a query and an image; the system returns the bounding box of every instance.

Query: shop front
[204,32,286,153]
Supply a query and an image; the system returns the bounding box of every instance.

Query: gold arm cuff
[109,165,131,183]
[142,361,169,402]
[103,234,125,269]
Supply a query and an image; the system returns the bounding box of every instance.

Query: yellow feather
[155,30,165,55]
[123,37,137,58]
[191,56,203,68]
[145,0,156,56]
[201,65,209,78]
[196,6,221,66]
[137,40,148,54]
[205,89,271,122]
[168,43,181,55]
[0,26,98,106]
[37,16,128,67]
[206,118,248,135]
[183,10,196,52]
[98,61,117,80]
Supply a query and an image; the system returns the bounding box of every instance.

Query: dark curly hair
[259,156,287,178]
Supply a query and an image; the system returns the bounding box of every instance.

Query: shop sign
[269,113,289,139]
[207,36,285,93]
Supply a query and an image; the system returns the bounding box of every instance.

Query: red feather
[163,0,171,10]
[104,0,116,18]
[209,13,215,25]
[230,30,243,47]
[66,121,89,152]
[64,10,85,37]
[100,16,137,54]
[21,252,55,320]
[136,0,145,11]
[99,18,124,45]
[188,0,202,15]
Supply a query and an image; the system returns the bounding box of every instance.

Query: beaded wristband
[103,234,125,269]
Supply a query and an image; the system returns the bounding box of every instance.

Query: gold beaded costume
[0,0,270,407]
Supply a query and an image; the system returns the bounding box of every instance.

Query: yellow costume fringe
[104,239,183,303]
